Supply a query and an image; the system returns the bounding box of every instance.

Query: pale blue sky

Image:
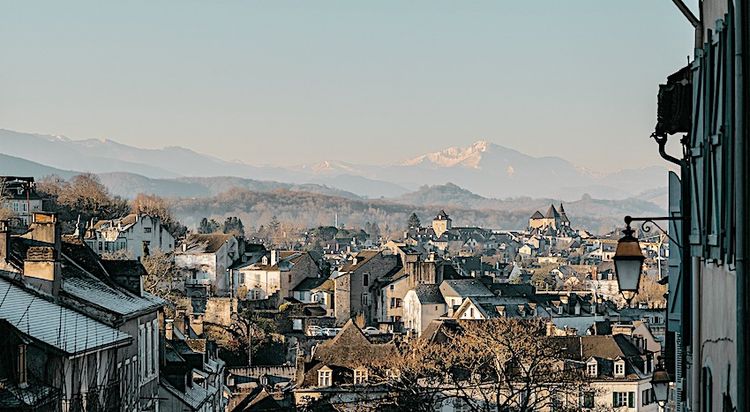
[0,1,694,171]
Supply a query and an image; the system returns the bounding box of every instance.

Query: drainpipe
[735,0,749,409]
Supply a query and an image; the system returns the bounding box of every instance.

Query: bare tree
[141,250,178,299]
[368,319,591,412]
[0,178,15,222]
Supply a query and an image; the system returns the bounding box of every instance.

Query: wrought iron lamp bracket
[624,215,683,248]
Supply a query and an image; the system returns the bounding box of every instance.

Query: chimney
[25,212,60,251]
[165,319,174,341]
[0,220,10,265]
[271,250,279,266]
[23,246,61,295]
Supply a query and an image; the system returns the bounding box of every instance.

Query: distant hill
[0,153,78,179]
[98,173,363,200]
[0,129,668,200]
[169,186,653,235]
[393,183,666,228]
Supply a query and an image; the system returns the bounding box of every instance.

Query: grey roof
[292,276,328,292]
[62,264,164,318]
[414,284,445,305]
[530,211,544,219]
[441,279,493,298]
[0,277,131,355]
[545,204,560,219]
[160,377,214,410]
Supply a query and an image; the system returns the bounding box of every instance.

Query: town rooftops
[292,276,328,292]
[179,233,234,254]
[414,284,445,305]
[92,213,138,231]
[434,210,450,220]
[337,250,380,273]
[440,278,493,298]
[0,276,132,356]
[545,204,561,219]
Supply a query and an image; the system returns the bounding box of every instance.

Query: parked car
[362,326,380,336]
[307,325,323,336]
[323,327,342,337]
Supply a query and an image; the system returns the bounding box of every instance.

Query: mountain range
[0,129,666,201]
[0,128,669,232]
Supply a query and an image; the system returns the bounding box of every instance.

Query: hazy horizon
[1,1,694,171]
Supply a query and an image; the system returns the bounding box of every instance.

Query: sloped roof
[338,250,381,273]
[559,203,570,222]
[179,233,234,254]
[545,204,560,219]
[159,377,213,410]
[61,264,164,318]
[314,320,397,369]
[414,284,445,305]
[292,276,328,292]
[530,211,544,219]
[0,277,132,355]
[435,210,450,220]
[441,279,493,298]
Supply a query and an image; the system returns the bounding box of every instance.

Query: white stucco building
[85,214,175,259]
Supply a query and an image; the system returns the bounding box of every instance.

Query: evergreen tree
[407,212,421,229]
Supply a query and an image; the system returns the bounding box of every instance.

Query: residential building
[85,213,175,259]
[0,212,165,411]
[332,251,400,325]
[0,176,45,226]
[176,233,239,296]
[293,320,397,409]
[402,284,447,336]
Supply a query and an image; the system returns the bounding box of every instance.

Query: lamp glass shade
[614,259,642,292]
[614,232,644,293]
[651,368,671,404]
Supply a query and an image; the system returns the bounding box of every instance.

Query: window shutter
[628,392,635,408]
[612,392,617,407]
[668,171,683,331]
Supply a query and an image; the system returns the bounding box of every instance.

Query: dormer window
[586,359,598,377]
[261,256,268,265]
[353,368,368,384]
[614,360,626,378]
[318,367,332,387]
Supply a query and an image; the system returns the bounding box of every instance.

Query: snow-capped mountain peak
[401,140,493,168]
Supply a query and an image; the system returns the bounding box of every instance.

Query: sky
[0,1,694,172]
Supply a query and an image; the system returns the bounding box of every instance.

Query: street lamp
[651,360,671,407]
[614,218,645,305]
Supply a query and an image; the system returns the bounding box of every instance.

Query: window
[613,392,634,408]
[469,307,475,318]
[581,391,595,408]
[17,344,27,384]
[361,293,370,306]
[396,298,402,308]
[642,389,654,406]
[389,284,394,291]
[353,368,368,384]
[293,319,303,331]
[239,274,245,285]
[363,273,369,287]
[138,325,145,380]
[390,297,396,308]
[587,362,597,377]
[144,227,152,233]
[318,368,332,387]
[614,360,625,377]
